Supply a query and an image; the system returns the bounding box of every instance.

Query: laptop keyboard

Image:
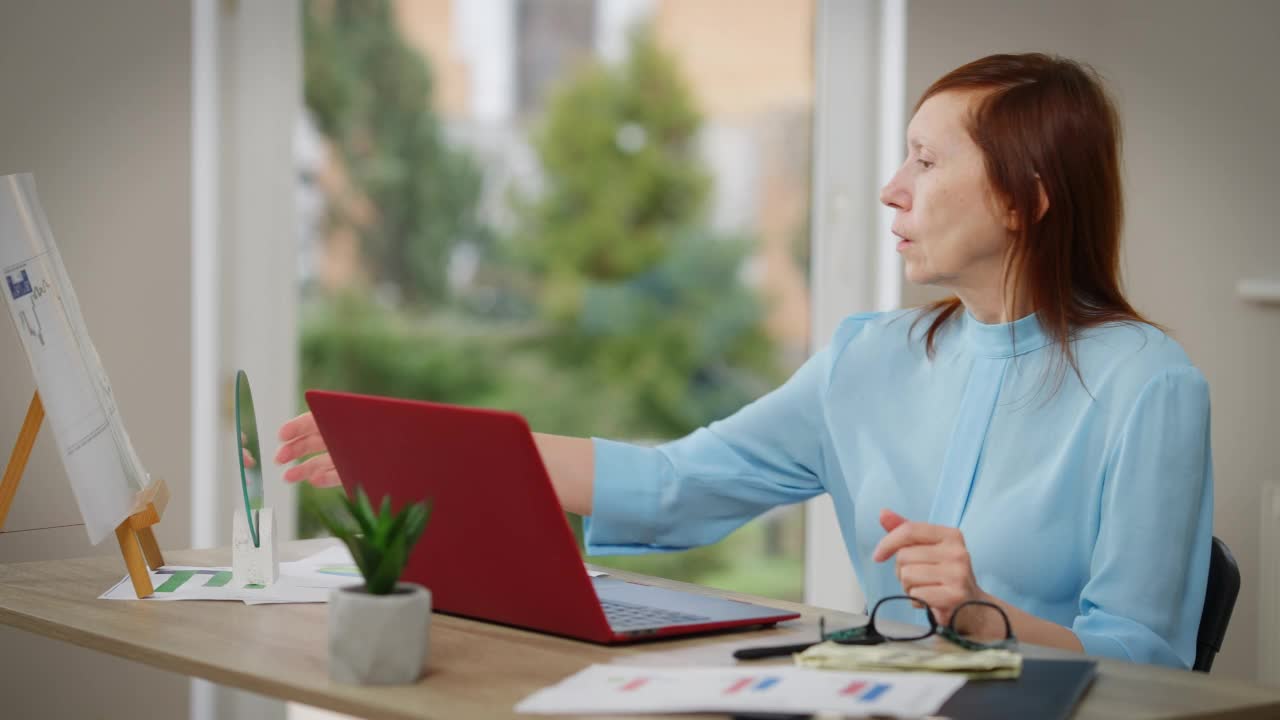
[601,599,710,630]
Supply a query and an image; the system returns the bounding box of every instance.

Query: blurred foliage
[511,28,709,286]
[299,293,504,405]
[503,25,780,438]
[304,0,490,304]
[298,13,800,599]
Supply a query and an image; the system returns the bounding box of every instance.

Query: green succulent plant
[306,487,432,595]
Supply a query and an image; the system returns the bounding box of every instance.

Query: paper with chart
[98,565,330,605]
[99,547,358,604]
[515,664,965,717]
[0,173,150,544]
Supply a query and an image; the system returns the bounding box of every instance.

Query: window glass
[297,0,815,602]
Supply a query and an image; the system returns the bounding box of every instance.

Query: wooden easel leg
[120,488,168,597]
[136,525,165,569]
[115,522,154,598]
[7,393,167,598]
[1,392,44,531]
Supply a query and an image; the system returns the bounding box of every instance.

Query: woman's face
[880,90,1013,293]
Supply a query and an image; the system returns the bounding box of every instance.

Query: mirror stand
[233,506,278,586]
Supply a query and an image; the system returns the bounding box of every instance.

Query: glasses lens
[873,597,933,641]
[950,602,1012,645]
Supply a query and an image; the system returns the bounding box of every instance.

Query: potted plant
[307,487,432,685]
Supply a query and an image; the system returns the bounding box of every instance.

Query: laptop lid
[306,389,616,643]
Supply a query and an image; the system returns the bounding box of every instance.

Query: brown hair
[911,53,1154,389]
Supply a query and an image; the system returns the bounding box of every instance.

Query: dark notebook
[938,659,1097,720]
[730,659,1097,720]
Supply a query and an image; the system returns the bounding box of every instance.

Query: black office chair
[1194,536,1240,672]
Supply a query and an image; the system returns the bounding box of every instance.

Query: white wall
[0,1,192,717]
[904,0,1280,682]
[0,2,300,717]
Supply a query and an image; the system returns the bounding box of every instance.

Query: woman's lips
[892,228,912,252]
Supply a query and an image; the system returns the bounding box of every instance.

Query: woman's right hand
[275,412,341,487]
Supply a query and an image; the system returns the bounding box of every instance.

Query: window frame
[805,0,905,612]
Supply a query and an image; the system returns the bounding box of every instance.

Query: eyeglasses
[823,594,1016,651]
[733,594,1016,661]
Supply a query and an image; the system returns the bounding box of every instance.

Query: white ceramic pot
[328,582,431,685]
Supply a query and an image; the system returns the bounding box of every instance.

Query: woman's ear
[1004,175,1050,231]
[1033,174,1050,222]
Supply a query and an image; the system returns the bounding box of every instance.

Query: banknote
[794,641,1022,680]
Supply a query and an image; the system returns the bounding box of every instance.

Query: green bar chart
[154,569,234,592]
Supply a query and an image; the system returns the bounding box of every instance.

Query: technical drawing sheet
[0,173,150,544]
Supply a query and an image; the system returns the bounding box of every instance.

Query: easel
[0,391,169,598]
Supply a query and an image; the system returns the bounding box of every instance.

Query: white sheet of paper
[275,545,363,589]
[0,173,150,544]
[98,565,329,604]
[515,664,964,717]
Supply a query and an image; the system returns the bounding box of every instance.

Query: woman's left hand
[872,509,990,631]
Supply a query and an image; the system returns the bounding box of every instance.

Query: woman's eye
[916,158,934,169]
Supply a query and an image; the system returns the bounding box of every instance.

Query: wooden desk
[2,539,1279,720]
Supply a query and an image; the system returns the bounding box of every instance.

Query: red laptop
[306,389,800,644]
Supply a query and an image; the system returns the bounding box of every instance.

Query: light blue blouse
[584,309,1213,668]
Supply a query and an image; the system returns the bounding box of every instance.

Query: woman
[277,53,1212,669]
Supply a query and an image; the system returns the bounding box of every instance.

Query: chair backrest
[1195,536,1240,672]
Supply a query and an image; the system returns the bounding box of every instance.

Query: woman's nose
[879,173,909,211]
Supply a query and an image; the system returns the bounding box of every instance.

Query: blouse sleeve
[1071,366,1214,668]
[583,313,876,556]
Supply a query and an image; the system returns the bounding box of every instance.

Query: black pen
[735,616,831,660]
[732,641,817,660]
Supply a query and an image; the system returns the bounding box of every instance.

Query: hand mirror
[234,369,263,547]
